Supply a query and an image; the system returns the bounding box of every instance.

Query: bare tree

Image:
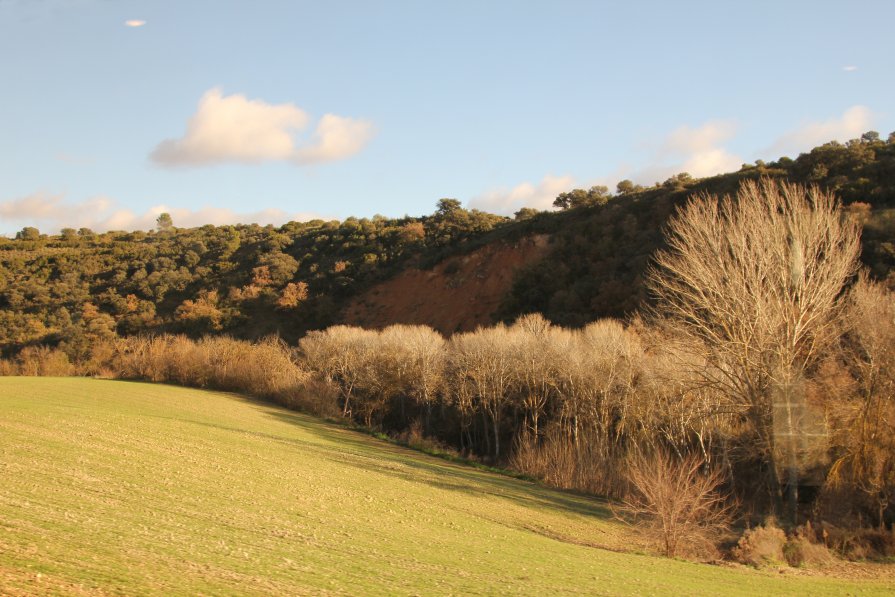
[634,323,736,467]
[510,313,556,441]
[450,326,517,459]
[370,325,445,429]
[647,179,861,521]
[619,451,732,559]
[401,325,446,431]
[579,320,642,459]
[829,276,895,527]
[300,325,377,418]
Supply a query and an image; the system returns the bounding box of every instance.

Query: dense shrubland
[0,199,507,350]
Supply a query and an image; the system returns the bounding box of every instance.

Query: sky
[1,0,893,235]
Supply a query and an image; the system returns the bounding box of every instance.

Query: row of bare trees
[295,180,894,526]
[300,319,641,457]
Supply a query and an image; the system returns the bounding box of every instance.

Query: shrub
[783,535,833,568]
[110,334,333,416]
[816,522,895,561]
[619,451,732,560]
[732,520,787,567]
[12,346,74,377]
[510,426,623,496]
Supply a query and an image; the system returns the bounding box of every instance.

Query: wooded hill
[1,132,893,356]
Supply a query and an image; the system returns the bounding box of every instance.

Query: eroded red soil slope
[342,234,550,334]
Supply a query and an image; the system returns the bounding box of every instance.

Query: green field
[0,378,891,596]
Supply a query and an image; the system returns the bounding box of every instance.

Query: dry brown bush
[80,338,118,377]
[732,520,787,567]
[815,522,895,561]
[283,375,341,418]
[511,426,623,496]
[108,334,329,415]
[783,535,834,568]
[395,419,457,455]
[14,346,74,377]
[619,451,732,559]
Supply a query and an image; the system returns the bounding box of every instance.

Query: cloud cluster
[765,105,873,158]
[468,105,875,215]
[124,20,146,28]
[0,192,326,236]
[468,174,577,215]
[468,122,742,216]
[151,89,374,167]
[629,120,744,185]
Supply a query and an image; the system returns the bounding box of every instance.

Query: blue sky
[1,0,892,234]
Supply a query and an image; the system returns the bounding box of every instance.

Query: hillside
[1,377,893,595]
[0,134,893,356]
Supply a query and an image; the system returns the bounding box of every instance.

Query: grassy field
[0,377,892,596]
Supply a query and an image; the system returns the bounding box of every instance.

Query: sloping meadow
[1,377,892,595]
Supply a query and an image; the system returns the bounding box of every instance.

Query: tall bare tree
[300,325,377,418]
[450,326,517,459]
[510,313,556,441]
[647,179,861,520]
[829,276,895,527]
[376,325,445,428]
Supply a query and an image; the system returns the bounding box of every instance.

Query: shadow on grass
[258,406,614,526]
[100,380,615,537]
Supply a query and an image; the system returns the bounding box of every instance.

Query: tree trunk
[493,415,501,460]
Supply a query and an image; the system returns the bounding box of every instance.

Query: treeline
[0,199,506,352]
[3,135,895,359]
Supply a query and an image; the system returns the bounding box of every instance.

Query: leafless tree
[829,276,895,527]
[647,179,861,520]
[579,319,642,459]
[450,326,517,459]
[395,325,446,430]
[619,450,733,559]
[300,325,378,418]
[510,313,556,441]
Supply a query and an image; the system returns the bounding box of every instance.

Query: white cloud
[469,121,743,215]
[766,105,874,158]
[124,20,146,28]
[842,65,858,72]
[468,174,578,215]
[0,192,328,235]
[151,88,374,167]
[151,89,309,166]
[0,192,116,227]
[660,120,737,156]
[627,120,743,185]
[295,114,375,164]
[680,148,743,179]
